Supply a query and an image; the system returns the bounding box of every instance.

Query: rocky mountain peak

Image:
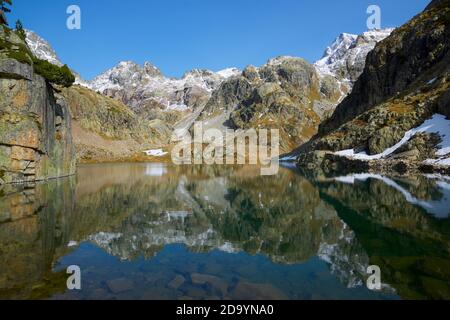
[320,33,358,64]
[143,61,163,77]
[25,30,62,67]
[315,29,394,85]
[267,56,301,66]
[182,68,215,79]
[216,67,241,79]
[25,29,87,86]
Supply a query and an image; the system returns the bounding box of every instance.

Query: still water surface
[0,163,449,300]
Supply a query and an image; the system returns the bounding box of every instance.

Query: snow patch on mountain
[25,29,88,86]
[25,30,62,67]
[216,68,241,79]
[335,114,450,162]
[86,62,241,111]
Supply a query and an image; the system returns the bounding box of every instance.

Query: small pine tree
[15,19,26,40]
[1,0,12,25]
[1,0,12,13]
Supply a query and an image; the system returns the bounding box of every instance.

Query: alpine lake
[0,163,449,300]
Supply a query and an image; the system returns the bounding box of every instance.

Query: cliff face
[319,1,449,135]
[0,27,76,184]
[291,1,449,171]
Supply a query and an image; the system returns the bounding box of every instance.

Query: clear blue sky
[9,0,430,80]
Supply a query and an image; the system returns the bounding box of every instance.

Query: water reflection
[0,163,449,300]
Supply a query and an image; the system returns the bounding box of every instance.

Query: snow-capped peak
[25,30,63,67]
[85,61,241,112]
[267,56,299,66]
[25,29,88,86]
[315,28,394,86]
[317,33,358,71]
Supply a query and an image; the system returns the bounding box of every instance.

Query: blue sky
[9,0,430,80]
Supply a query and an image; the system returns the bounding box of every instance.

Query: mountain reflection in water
[0,163,449,300]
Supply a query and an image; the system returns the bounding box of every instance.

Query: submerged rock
[106,278,134,294]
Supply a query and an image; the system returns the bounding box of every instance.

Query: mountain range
[0,0,448,184]
[23,26,393,155]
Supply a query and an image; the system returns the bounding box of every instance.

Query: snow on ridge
[267,56,299,66]
[315,33,358,74]
[25,30,63,67]
[314,29,394,82]
[216,68,240,79]
[359,28,395,42]
[335,114,450,164]
[85,61,241,111]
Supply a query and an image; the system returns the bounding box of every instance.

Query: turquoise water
[1,163,449,300]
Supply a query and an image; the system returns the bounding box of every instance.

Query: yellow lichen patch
[12,129,40,150]
[300,124,318,140]
[330,131,345,139]
[351,119,368,127]
[11,146,35,161]
[388,103,413,115]
[12,90,28,108]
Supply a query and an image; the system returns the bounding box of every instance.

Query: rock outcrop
[0,26,76,184]
[58,85,172,163]
[186,56,345,152]
[291,1,450,172]
[315,29,393,92]
[319,1,449,135]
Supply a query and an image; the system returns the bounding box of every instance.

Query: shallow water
[0,163,449,300]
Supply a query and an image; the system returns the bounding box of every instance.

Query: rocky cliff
[291,0,449,173]
[319,2,449,135]
[0,26,76,184]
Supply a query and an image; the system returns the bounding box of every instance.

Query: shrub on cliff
[33,59,75,87]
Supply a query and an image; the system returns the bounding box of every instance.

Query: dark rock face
[319,2,450,135]
[201,77,254,117]
[291,2,450,172]
[0,56,76,184]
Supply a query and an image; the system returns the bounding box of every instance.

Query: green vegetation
[0,0,12,13]
[0,0,12,12]
[0,0,12,25]
[33,59,75,87]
